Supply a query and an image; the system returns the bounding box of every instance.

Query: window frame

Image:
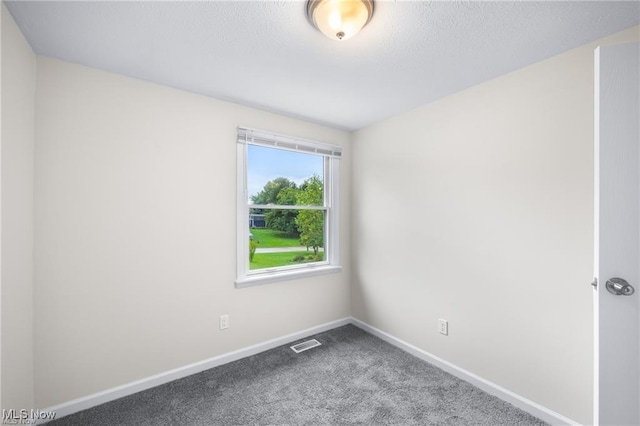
[235,127,341,288]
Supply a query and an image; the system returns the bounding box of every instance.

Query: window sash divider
[249,204,327,211]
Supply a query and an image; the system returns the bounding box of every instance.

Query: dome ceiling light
[306,0,374,41]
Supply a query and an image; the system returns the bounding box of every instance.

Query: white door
[594,42,640,426]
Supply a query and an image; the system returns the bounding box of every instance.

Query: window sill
[235,265,342,288]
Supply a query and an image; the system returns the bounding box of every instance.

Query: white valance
[237,126,342,159]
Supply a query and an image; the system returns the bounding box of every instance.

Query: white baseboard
[37,317,351,424]
[38,316,579,426]
[349,317,580,426]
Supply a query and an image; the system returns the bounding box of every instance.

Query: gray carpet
[49,325,547,425]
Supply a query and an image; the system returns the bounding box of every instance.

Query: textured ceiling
[5,1,640,131]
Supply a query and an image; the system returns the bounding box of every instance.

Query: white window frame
[235,126,342,288]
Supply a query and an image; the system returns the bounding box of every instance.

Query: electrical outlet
[220,314,229,330]
[438,319,448,336]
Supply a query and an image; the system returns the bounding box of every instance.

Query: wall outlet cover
[220,315,229,330]
[438,319,448,336]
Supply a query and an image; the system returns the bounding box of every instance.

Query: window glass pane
[249,209,325,270]
[247,145,324,207]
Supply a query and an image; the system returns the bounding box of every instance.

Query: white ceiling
[5,1,640,131]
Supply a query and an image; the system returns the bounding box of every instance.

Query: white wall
[351,25,640,424]
[1,3,36,412]
[33,57,351,408]
[1,5,4,411]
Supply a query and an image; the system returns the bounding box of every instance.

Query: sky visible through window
[247,145,324,202]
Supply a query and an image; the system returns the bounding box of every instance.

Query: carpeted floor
[49,325,547,425]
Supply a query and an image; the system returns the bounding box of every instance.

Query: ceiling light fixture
[306,0,374,41]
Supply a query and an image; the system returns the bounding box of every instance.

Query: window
[236,126,342,287]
